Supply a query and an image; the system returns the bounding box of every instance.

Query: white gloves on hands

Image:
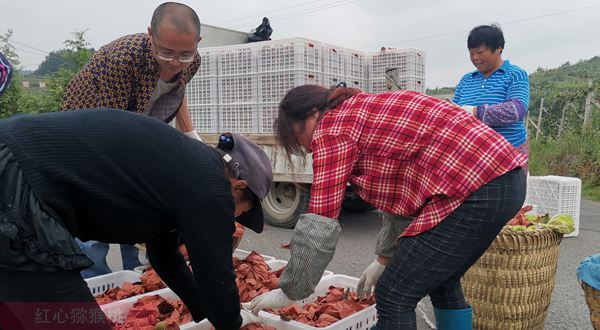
[247,288,296,314]
[184,130,203,142]
[240,308,265,327]
[357,259,386,299]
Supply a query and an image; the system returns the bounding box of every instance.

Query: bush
[529,130,600,201]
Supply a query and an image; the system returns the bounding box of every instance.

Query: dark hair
[275,84,361,160]
[151,2,201,39]
[467,24,504,52]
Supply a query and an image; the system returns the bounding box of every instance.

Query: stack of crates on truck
[217,44,259,133]
[321,42,346,97]
[188,48,219,133]
[368,48,426,93]
[257,38,323,133]
[186,37,426,228]
[525,175,582,237]
[344,49,368,92]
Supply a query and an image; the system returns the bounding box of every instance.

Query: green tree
[39,29,93,112]
[34,50,75,76]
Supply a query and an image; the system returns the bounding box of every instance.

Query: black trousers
[374,168,526,330]
[0,269,112,330]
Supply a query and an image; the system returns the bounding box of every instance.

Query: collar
[471,59,511,77]
[143,33,160,79]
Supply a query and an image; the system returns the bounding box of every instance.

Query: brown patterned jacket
[61,33,200,115]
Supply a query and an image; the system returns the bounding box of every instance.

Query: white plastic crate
[106,260,300,329]
[101,287,211,329]
[346,77,368,92]
[217,44,258,75]
[186,75,218,105]
[218,74,258,104]
[257,38,322,72]
[131,250,277,274]
[189,104,219,133]
[368,48,425,79]
[197,49,218,76]
[259,274,377,330]
[219,104,258,133]
[322,43,345,76]
[369,76,425,94]
[525,175,581,237]
[344,50,367,80]
[257,69,321,103]
[323,74,345,88]
[233,248,276,261]
[258,102,278,133]
[85,270,140,296]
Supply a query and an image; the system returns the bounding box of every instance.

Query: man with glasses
[60,2,205,278]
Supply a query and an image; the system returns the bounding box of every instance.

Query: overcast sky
[2,0,599,88]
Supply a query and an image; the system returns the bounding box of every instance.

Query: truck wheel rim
[263,182,300,217]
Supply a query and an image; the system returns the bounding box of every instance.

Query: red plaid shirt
[308,91,527,236]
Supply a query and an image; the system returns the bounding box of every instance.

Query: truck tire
[262,182,310,228]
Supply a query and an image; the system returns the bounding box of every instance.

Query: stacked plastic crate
[368,48,426,94]
[321,43,346,90]
[187,49,219,133]
[344,49,368,91]
[188,40,425,134]
[217,44,259,133]
[525,175,582,237]
[256,38,323,133]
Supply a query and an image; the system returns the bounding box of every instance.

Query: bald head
[151,2,201,39]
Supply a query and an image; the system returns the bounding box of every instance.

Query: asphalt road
[107,199,599,329]
[238,199,600,329]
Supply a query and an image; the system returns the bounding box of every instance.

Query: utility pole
[583,79,594,132]
[558,103,570,138]
[536,98,544,139]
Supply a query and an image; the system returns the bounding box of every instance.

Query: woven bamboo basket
[461,227,563,330]
[581,280,600,329]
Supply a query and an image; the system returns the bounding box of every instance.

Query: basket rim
[499,226,563,237]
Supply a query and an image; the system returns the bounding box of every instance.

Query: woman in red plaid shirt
[248,83,527,329]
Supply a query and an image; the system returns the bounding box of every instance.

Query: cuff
[375,212,412,258]
[184,130,202,142]
[279,213,341,300]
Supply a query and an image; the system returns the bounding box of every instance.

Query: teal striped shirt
[453,60,530,147]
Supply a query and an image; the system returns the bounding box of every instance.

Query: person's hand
[240,308,265,327]
[461,105,476,116]
[357,259,386,299]
[247,288,296,313]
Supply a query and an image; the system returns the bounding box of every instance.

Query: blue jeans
[373,168,526,330]
[76,239,143,279]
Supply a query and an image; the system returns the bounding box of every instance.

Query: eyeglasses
[151,36,196,63]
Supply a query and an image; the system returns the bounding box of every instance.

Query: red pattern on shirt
[307,91,527,236]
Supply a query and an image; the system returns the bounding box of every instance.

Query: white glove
[184,130,202,142]
[461,105,476,116]
[247,288,295,314]
[240,308,265,327]
[356,259,386,299]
